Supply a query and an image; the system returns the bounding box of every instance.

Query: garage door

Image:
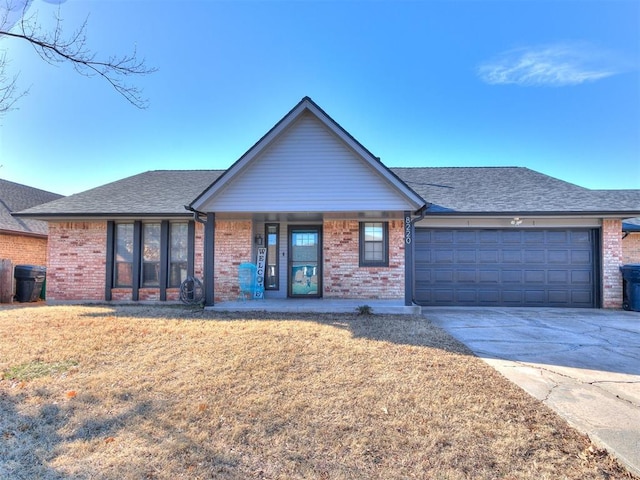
[414,229,598,307]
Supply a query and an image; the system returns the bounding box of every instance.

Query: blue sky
[1,0,638,196]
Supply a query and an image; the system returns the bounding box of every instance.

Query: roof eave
[13,212,194,221]
[425,210,640,217]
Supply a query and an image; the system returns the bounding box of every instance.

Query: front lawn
[0,305,634,479]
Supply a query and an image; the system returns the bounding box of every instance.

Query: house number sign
[255,247,267,299]
[405,215,412,245]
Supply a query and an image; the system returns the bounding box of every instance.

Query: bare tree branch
[0,0,156,113]
[0,51,28,114]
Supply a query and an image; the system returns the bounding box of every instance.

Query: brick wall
[601,219,623,309]
[323,219,404,299]
[214,220,253,302]
[47,222,107,301]
[194,221,205,278]
[0,232,48,266]
[622,232,640,264]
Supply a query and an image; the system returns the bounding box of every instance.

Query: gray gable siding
[198,112,418,213]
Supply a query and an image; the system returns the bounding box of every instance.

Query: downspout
[185,205,207,224]
[184,205,214,306]
[404,204,429,307]
[411,204,428,226]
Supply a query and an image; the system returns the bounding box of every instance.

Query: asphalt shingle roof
[15,167,640,218]
[0,179,63,235]
[391,167,640,214]
[16,170,225,217]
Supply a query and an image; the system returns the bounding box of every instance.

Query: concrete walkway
[424,307,640,477]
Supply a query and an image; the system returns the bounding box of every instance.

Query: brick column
[214,219,253,302]
[602,219,623,309]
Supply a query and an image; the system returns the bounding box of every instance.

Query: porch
[206,298,421,315]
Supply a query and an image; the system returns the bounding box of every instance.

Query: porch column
[204,212,215,306]
[404,211,413,306]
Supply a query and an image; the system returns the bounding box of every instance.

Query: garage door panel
[457,269,477,282]
[571,270,592,284]
[549,290,570,303]
[524,250,546,263]
[479,270,499,283]
[502,270,522,283]
[547,231,568,243]
[435,270,454,282]
[456,231,477,243]
[502,250,522,263]
[524,270,545,283]
[457,249,476,263]
[571,250,591,264]
[572,291,593,304]
[433,250,454,263]
[479,231,499,243]
[478,289,500,303]
[433,231,454,243]
[548,250,569,263]
[502,290,524,303]
[479,250,499,263]
[414,228,597,308]
[524,231,545,243]
[457,290,478,302]
[548,270,569,283]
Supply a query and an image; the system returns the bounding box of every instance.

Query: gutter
[184,205,207,224]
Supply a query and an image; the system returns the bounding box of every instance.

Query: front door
[289,226,322,297]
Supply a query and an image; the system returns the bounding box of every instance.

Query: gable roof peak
[190,98,426,211]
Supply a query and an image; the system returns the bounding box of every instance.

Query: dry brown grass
[0,304,635,480]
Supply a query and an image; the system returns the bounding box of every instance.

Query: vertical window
[169,223,188,287]
[265,224,279,290]
[359,222,389,267]
[142,223,161,286]
[115,223,134,287]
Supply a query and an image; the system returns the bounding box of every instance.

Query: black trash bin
[14,265,46,303]
[620,264,640,312]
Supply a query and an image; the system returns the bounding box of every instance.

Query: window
[169,223,188,287]
[359,221,389,267]
[115,223,134,287]
[265,224,279,290]
[142,223,161,286]
[108,221,194,301]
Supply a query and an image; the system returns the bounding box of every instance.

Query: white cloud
[478,43,628,87]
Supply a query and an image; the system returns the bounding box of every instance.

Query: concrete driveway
[424,307,640,477]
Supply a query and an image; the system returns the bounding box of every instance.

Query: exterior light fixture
[510,217,523,226]
[255,234,264,246]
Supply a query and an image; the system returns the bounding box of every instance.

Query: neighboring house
[0,179,63,266]
[622,218,640,265]
[15,97,640,309]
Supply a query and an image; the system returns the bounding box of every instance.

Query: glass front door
[289,226,322,297]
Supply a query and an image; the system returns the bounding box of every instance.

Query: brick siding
[214,220,253,302]
[622,232,640,265]
[47,222,107,301]
[323,219,404,299]
[0,232,48,266]
[601,219,623,308]
[194,221,205,278]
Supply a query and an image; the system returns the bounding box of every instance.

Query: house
[0,179,63,266]
[15,97,640,309]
